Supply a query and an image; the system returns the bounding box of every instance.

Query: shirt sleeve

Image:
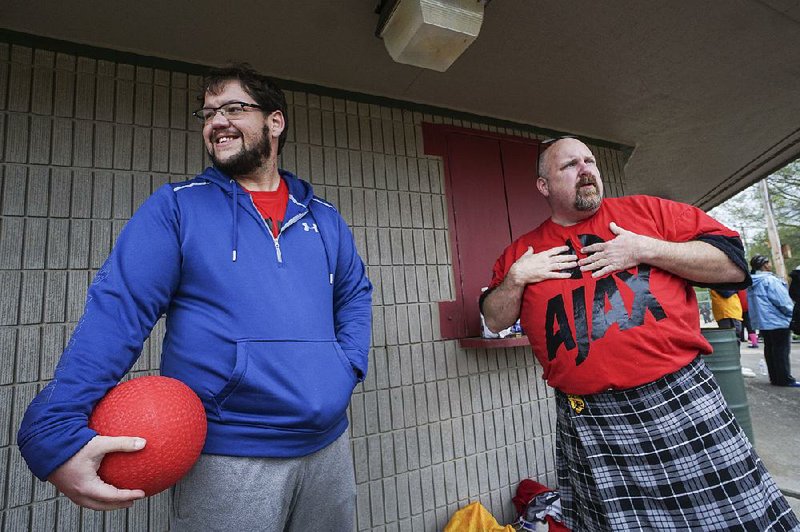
[479,239,528,312]
[766,277,794,318]
[651,197,750,290]
[17,185,182,480]
[694,234,751,290]
[331,213,373,382]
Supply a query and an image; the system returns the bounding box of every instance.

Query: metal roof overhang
[3,1,800,209]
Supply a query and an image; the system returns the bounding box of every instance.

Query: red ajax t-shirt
[488,195,740,395]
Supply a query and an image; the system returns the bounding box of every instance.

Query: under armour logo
[302,222,319,232]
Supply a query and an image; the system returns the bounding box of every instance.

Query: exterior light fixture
[375,0,487,72]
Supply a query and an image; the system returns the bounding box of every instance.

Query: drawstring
[231,180,238,262]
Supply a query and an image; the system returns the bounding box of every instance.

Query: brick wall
[0,37,628,531]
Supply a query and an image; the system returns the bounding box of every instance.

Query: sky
[708,185,765,253]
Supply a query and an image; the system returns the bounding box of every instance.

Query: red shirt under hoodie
[487,195,741,395]
[245,178,289,238]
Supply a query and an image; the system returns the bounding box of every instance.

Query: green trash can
[701,327,755,444]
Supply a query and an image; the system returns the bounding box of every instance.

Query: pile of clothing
[443,479,569,531]
[511,479,569,531]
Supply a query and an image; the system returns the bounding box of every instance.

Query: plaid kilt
[555,356,799,531]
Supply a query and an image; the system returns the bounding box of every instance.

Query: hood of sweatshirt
[199,166,315,262]
[751,271,771,288]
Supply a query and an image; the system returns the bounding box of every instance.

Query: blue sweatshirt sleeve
[766,277,794,318]
[331,214,373,382]
[17,185,182,480]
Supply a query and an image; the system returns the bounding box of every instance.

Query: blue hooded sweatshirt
[18,167,373,481]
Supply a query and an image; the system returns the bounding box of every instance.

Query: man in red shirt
[481,137,798,530]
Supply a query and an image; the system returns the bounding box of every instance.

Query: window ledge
[459,336,530,349]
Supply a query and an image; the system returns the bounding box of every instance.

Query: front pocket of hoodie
[214,340,357,432]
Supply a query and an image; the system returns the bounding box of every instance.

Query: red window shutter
[445,133,514,337]
[422,123,550,339]
[500,140,551,241]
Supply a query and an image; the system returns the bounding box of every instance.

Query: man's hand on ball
[48,435,147,510]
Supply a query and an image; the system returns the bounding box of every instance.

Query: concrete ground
[738,338,800,516]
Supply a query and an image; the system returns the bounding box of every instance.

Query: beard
[209,124,271,177]
[574,175,603,211]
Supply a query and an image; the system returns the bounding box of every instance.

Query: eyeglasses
[192,101,264,123]
[539,135,576,151]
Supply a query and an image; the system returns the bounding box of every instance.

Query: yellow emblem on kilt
[567,394,585,414]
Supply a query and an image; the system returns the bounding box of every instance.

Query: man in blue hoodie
[17,64,373,531]
[747,254,798,387]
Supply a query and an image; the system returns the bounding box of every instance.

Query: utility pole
[759,178,787,280]
[738,225,749,258]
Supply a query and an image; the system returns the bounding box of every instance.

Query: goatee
[210,125,271,177]
[574,176,602,211]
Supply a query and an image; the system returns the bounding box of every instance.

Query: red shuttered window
[423,123,551,340]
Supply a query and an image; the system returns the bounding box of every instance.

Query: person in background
[710,288,743,340]
[480,136,797,530]
[789,265,800,336]
[738,288,759,347]
[699,300,713,324]
[17,64,373,531]
[747,255,798,387]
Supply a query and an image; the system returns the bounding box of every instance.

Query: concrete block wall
[0,37,628,531]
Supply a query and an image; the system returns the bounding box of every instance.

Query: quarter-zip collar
[199,166,316,262]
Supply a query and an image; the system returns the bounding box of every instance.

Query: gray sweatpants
[170,431,355,532]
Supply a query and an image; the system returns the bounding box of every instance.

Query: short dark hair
[750,254,770,273]
[199,63,289,154]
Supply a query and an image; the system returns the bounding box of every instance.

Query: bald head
[535,138,604,225]
[537,149,549,178]
[538,137,575,178]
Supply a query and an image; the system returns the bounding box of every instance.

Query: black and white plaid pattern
[556,356,799,531]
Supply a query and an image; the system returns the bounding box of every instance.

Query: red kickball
[88,375,207,496]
